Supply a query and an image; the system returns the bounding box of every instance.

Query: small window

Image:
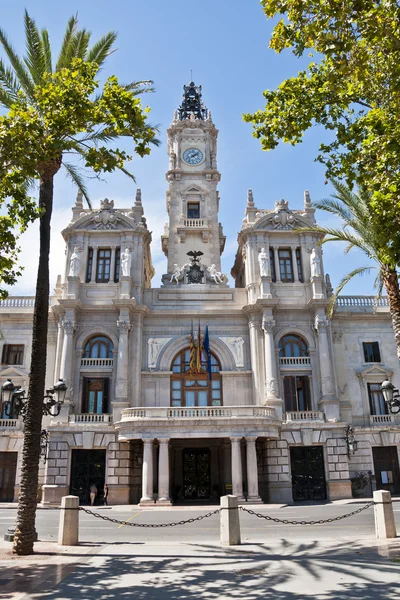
[363,342,381,363]
[114,247,121,283]
[278,249,294,282]
[283,376,311,412]
[269,249,276,282]
[84,336,114,359]
[367,383,388,416]
[82,377,110,414]
[86,248,94,283]
[1,344,24,365]
[96,249,111,283]
[187,203,200,219]
[279,335,308,357]
[296,249,303,282]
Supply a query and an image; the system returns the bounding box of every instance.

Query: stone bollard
[58,495,79,546]
[220,494,241,546]
[373,490,397,539]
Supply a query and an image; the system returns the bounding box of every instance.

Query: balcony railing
[182,218,207,228]
[69,414,113,424]
[285,411,325,422]
[369,414,393,425]
[0,419,23,429]
[80,358,114,368]
[0,296,35,308]
[336,296,388,307]
[121,406,276,421]
[279,357,311,367]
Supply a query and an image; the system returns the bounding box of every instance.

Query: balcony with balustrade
[115,405,280,440]
[0,418,23,430]
[335,296,389,312]
[177,217,211,243]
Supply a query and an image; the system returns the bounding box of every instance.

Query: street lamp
[344,425,358,459]
[380,380,400,414]
[1,378,68,419]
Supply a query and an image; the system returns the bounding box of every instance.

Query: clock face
[183,148,204,165]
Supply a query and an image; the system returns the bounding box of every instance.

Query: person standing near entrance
[90,483,97,506]
[103,483,109,506]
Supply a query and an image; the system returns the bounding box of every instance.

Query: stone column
[230,438,244,500]
[140,438,154,504]
[273,247,281,282]
[245,437,262,502]
[262,312,283,419]
[248,314,264,405]
[109,246,116,283]
[113,311,131,421]
[59,318,77,401]
[291,247,299,282]
[55,320,64,381]
[157,438,171,504]
[315,313,340,421]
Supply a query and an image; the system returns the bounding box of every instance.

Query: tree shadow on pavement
[1,538,399,599]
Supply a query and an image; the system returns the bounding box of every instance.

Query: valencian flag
[203,323,212,380]
[196,320,202,373]
[189,320,196,372]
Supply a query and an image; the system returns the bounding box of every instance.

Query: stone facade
[0,82,399,505]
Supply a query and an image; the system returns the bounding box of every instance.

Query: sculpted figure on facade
[69,247,81,278]
[148,338,172,369]
[170,264,184,284]
[310,248,322,278]
[220,337,245,367]
[121,247,132,277]
[207,264,225,284]
[258,247,269,278]
[266,377,279,398]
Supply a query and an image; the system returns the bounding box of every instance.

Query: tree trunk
[12,175,54,555]
[382,267,400,360]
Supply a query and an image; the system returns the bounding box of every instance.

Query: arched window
[83,336,114,359]
[171,348,222,407]
[279,334,308,358]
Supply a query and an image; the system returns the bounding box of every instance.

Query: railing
[369,414,393,425]
[0,296,35,307]
[80,358,114,368]
[69,414,113,424]
[182,218,207,228]
[286,411,325,422]
[336,296,388,307]
[0,419,22,429]
[279,357,311,367]
[121,405,276,420]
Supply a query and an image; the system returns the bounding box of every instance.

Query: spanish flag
[196,320,202,373]
[189,320,196,372]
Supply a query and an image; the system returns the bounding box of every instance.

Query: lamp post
[381,380,400,414]
[1,378,67,419]
[344,425,358,459]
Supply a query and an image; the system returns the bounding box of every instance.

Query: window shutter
[103,378,110,414]
[1,345,7,364]
[372,342,381,362]
[82,378,88,413]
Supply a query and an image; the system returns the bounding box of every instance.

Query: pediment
[182,184,208,196]
[253,209,312,232]
[356,364,392,379]
[0,366,28,380]
[65,209,137,233]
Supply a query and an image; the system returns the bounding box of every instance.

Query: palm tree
[305,180,400,358]
[0,11,158,555]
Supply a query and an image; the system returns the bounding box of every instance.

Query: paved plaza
[0,501,398,599]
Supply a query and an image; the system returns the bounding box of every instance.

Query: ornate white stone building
[0,83,399,505]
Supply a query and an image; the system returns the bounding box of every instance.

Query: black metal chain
[240,502,375,525]
[79,506,220,527]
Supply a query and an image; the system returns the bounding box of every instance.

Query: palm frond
[23,10,46,84]
[62,162,92,208]
[0,59,21,104]
[327,266,376,316]
[0,87,16,108]
[0,26,34,97]
[312,198,354,225]
[118,165,136,182]
[123,80,155,94]
[86,32,117,66]
[55,14,78,71]
[41,29,52,72]
[73,30,91,60]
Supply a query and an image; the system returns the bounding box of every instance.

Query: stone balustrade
[0,419,23,429]
[285,411,325,422]
[336,296,388,308]
[279,357,311,367]
[369,414,393,425]
[121,405,276,421]
[182,218,207,228]
[0,296,35,307]
[80,358,114,368]
[69,413,113,424]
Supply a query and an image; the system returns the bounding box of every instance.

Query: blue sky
[3,0,376,294]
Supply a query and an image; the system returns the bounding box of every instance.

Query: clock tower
[161,82,226,283]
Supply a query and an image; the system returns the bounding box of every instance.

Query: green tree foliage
[0,11,158,555]
[244,0,400,262]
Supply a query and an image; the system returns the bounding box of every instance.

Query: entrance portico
[115,405,279,505]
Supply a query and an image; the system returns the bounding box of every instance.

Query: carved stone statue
[258,247,269,278]
[148,338,172,369]
[69,247,81,277]
[207,264,224,284]
[310,248,322,278]
[220,337,245,368]
[121,247,132,277]
[170,264,183,284]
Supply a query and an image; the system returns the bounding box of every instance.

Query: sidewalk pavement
[0,536,398,599]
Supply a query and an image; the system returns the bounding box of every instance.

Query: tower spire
[177,81,208,120]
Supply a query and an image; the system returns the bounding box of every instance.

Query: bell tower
[161,82,226,283]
